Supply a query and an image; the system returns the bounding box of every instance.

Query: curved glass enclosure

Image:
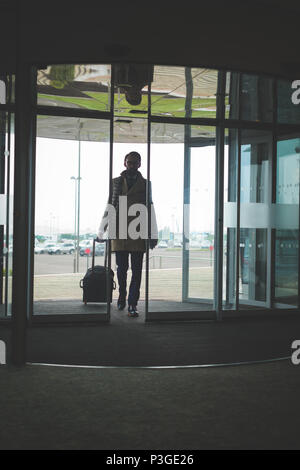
[1,63,299,322]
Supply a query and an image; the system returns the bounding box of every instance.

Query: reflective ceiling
[36,64,218,144]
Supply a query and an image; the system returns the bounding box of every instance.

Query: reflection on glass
[113,63,151,118]
[36,115,110,142]
[227,73,273,122]
[277,79,300,124]
[0,75,14,105]
[10,75,15,104]
[151,66,218,118]
[0,79,5,104]
[275,230,298,306]
[223,129,238,309]
[150,123,215,144]
[227,72,239,120]
[113,117,148,145]
[239,130,271,305]
[274,138,300,306]
[33,116,110,315]
[240,228,267,302]
[240,74,273,122]
[37,64,111,111]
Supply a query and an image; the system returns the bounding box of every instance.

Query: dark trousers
[115,251,144,306]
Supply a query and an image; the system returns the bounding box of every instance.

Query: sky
[35,137,218,238]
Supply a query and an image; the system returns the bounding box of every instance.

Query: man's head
[124,151,141,175]
[125,87,142,106]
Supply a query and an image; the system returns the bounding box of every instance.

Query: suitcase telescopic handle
[93,238,108,270]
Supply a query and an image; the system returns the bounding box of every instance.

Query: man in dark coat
[97,151,158,317]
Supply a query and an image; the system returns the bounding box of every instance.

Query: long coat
[98,171,158,253]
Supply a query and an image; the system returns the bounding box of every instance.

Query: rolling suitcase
[79,239,116,304]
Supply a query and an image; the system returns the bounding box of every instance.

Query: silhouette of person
[97,151,158,317]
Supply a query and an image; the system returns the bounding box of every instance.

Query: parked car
[35,242,57,254]
[34,244,44,254]
[48,243,63,255]
[79,239,93,249]
[157,240,168,248]
[190,240,201,248]
[59,242,75,254]
[80,241,105,257]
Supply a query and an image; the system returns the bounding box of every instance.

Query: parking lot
[31,248,215,302]
[34,247,214,275]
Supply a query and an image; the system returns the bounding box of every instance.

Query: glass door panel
[33,116,110,317]
[274,136,299,307]
[239,130,272,308]
[223,129,238,310]
[185,143,215,305]
[148,126,184,313]
[148,123,216,315]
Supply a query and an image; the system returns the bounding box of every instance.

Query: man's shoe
[117,297,126,310]
[128,305,139,317]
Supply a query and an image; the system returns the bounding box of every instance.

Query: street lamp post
[70,120,83,273]
[77,122,82,272]
[70,175,82,273]
[76,121,83,272]
[70,176,77,273]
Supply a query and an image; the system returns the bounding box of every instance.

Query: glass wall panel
[0,111,14,318]
[240,74,273,122]
[225,72,233,119]
[278,79,300,124]
[5,114,14,317]
[274,137,299,306]
[227,72,239,120]
[33,116,110,316]
[151,66,218,118]
[37,64,111,111]
[223,129,238,309]
[148,123,215,314]
[0,74,14,105]
[0,78,6,104]
[10,75,15,104]
[0,111,6,318]
[227,73,273,122]
[239,129,271,306]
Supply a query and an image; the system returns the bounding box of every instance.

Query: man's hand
[149,239,158,249]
